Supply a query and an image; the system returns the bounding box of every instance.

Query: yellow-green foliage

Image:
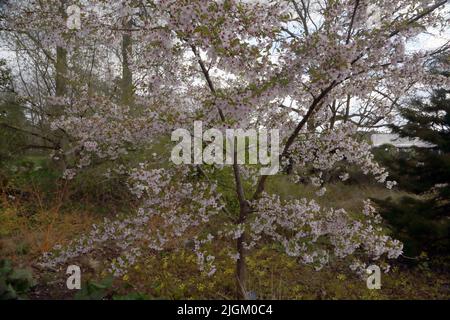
[1,178,448,300]
[96,244,449,300]
[0,198,98,263]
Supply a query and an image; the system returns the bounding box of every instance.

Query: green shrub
[0,259,35,300]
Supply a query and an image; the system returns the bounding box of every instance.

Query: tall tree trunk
[121,18,133,105]
[55,0,67,99]
[329,100,337,130]
[52,0,68,171]
[236,203,249,299]
[232,149,249,299]
[344,94,351,123]
[55,46,67,98]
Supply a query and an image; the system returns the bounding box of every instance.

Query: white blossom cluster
[39,165,223,276]
[289,123,397,191]
[247,195,402,271]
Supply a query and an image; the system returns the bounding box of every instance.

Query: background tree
[374,69,450,265]
[0,59,27,164]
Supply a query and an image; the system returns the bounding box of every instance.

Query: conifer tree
[375,74,450,261]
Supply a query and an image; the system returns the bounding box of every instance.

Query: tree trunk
[121,18,133,105]
[236,202,249,299]
[344,94,351,123]
[236,229,247,299]
[329,100,337,130]
[55,46,67,98]
[55,0,67,99]
[52,1,69,171]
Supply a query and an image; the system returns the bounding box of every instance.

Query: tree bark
[121,18,133,105]
[236,201,250,299]
[236,224,247,299]
[52,0,69,171]
[344,94,351,123]
[55,46,67,98]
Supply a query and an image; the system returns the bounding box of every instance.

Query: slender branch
[0,122,57,145]
[346,0,360,45]
[19,144,58,151]
[279,103,301,114]
[389,0,447,38]
[190,44,247,208]
[190,44,226,122]
[252,82,336,200]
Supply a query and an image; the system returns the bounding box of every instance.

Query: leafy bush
[74,276,114,300]
[0,259,35,300]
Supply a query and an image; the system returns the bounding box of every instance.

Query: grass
[267,176,413,213]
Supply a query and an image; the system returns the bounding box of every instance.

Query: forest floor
[1,171,449,300]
